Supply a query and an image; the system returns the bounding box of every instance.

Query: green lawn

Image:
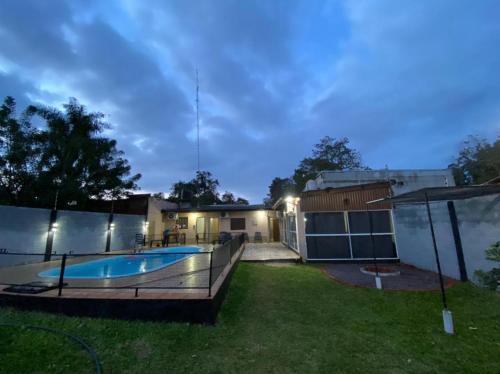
[1,263,499,374]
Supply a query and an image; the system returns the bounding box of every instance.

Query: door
[272,219,280,242]
[196,217,206,241]
[208,217,219,243]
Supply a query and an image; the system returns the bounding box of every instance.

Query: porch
[241,243,300,262]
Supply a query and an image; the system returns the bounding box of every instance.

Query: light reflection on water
[38,246,204,279]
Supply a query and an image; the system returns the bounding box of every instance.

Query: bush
[475,241,500,290]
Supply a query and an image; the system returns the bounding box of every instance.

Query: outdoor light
[285,196,294,203]
[50,222,58,232]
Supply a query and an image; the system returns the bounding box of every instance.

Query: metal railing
[142,232,269,247]
[0,234,246,298]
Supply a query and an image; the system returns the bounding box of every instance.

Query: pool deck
[0,243,245,323]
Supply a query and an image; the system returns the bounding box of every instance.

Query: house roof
[166,204,270,213]
[367,184,500,205]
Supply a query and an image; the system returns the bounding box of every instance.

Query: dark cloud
[0,0,498,202]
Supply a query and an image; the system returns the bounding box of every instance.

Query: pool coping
[0,243,245,324]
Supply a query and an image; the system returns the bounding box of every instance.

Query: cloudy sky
[1,0,499,202]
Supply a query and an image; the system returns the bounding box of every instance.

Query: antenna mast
[196,69,200,173]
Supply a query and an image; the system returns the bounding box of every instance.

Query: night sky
[1,0,499,202]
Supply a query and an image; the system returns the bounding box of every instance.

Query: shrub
[475,241,500,290]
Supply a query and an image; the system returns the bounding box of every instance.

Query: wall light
[50,222,58,232]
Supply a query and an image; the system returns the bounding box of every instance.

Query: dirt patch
[130,339,153,360]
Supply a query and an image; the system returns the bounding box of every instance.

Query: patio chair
[254,232,263,242]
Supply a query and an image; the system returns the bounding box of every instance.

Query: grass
[0,263,499,373]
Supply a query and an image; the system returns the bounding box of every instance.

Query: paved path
[323,263,457,290]
[241,243,300,262]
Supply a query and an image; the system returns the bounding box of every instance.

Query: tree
[169,170,219,206]
[0,96,41,205]
[221,191,236,204]
[264,177,296,206]
[450,135,500,185]
[235,197,249,205]
[292,136,365,192]
[169,180,197,202]
[168,172,249,206]
[0,96,141,208]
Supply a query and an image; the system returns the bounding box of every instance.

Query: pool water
[38,246,204,279]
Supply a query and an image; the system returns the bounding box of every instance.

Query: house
[88,194,280,245]
[161,204,279,244]
[277,169,455,262]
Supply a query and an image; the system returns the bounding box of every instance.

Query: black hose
[0,322,102,374]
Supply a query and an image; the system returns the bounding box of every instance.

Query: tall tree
[169,170,220,206]
[235,197,249,205]
[168,172,249,206]
[221,191,236,204]
[264,177,296,206]
[0,97,41,205]
[30,98,141,208]
[450,135,500,185]
[292,136,365,192]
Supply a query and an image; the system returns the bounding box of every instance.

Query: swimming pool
[38,246,204,279]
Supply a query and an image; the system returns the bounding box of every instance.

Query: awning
[367,184,500,205]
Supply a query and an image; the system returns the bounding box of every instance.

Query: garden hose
[0,322,102,374]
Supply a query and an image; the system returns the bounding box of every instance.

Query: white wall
[393,194,500,282]
[0,205,144,267]
[53,210,108,254]
[219,210,271,240]
[393,202,461,279]
[0,205,50,266]
[110,213,145,251]
[455,194,500,281]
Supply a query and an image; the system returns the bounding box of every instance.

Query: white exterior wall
[393,203,461,279]
[171,210,273,242]
[0,205,144,268]
[146,197,178,238]
[53,210,108,254]
[220,210,271,240]
[110,213,145,251]
[295,203,307,259]
[455,195,499,282]
[0,205,50,266]
[393,194,500,283]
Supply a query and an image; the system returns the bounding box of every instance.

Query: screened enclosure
[281,213,298,252]
[305,210,398,260]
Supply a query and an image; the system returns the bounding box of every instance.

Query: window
[230,218,245,230]
[176,217,188,229]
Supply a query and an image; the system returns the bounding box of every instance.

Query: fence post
[208,251,213,297]
[44,209,58,262]
[57,254,67,296]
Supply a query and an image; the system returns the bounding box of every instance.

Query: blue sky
[0,0,499,202]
